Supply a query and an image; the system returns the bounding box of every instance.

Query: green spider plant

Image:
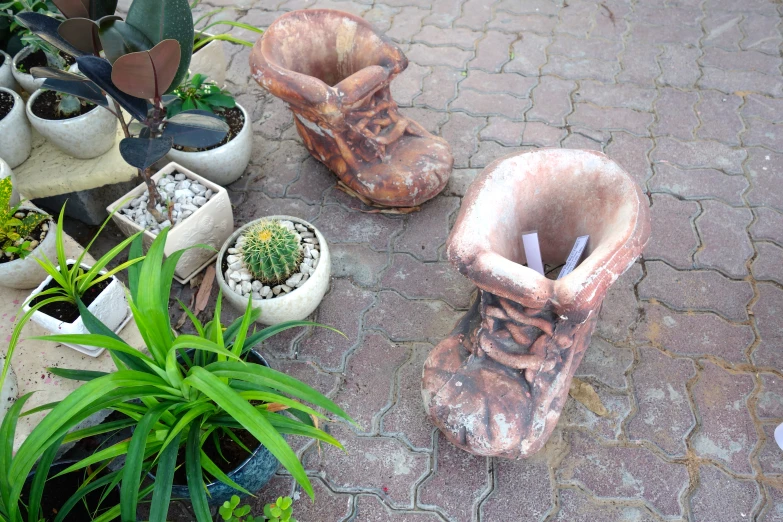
[13,227,353,522]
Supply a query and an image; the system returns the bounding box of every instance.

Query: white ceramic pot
[26,90,117,159]
[23,260,130,357]
[11,47,45,94]
[216,216,331,325]
[106,162,234,283]
[0,356,17,424]
[190,34,227,87]
[0,157,20,206]
[0,50,20,92]
[0,87,32,168]
[166,103,252,186]
[0,208,55,289]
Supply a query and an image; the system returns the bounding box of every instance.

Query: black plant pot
[23,460,121,521]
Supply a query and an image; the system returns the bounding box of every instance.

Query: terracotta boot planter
[249,9,452,208]
[421,149,651,458]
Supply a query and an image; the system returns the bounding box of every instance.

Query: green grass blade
[176,298,204,337]
[148,429,180,522]
[186,420,212,522]
[76,230,144,295]
[242,321,344,353]
[127,234,144,302]
[199,450,251,496]
[27,434,64,522]
[230,295,254,357]
[47,368,109,381]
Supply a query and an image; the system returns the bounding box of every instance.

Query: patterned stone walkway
[102,0,783,519]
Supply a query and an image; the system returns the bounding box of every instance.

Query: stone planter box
[107,162,234,283]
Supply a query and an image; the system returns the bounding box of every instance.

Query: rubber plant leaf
[76,55,148,121]
[162,109,228,148]
[89,0,118,20]
[30,66,88,82]
[51,0,89,18]
[119,136,174,171]
[98,18,152,64]
[111,39,180,100]
[15,11,87,57]
[125,0,193,93]
[42,77,108,107]
[58,15,121,54]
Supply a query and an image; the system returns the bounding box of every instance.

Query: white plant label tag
[522,231,545,275]
[557,235,589,280]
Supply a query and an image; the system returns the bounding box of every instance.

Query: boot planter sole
[216,215,331,325]
[23,260,131,357]
[422,149,651,459]
[107,162,234,284]
[250,9,453,208]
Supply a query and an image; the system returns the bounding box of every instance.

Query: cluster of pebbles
[224,220,321,300]
[121,172,215,234]
[2,211,49,261]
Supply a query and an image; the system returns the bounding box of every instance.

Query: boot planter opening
[216,215,331,325]
[23,260,132,357]
[421,149,651,459]
[0,87,32,168]
[0,207,56,290]
[106,162,234,284]
[250,9,453,208]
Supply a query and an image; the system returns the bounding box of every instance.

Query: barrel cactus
[240,220,302,284]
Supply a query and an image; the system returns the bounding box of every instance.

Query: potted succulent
[26,88,117,158]
[165,73,252,185]
[8,204,143,356]
[21,229,354,520]
[0,86,31,167]
[217,216,331,325]
[0,177,56,289]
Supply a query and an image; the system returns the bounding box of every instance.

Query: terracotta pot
[250,9,452,208]
[422,149,651,459]
[0,87,32,168]
[0,208,55,290]
[216,215,331,325]
[26,90,118,159]
[166,103,252,186]
[0,50,20,92]
[23,259,131,357]
[106,162,234,283]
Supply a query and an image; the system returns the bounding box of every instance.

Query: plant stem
[114,100,130,138]
[143,168,165,222]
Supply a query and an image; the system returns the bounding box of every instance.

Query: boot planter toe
[250,9,452,208]
[422,149,651,458]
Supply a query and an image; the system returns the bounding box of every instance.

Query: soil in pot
[0,213,49,264]
[172,106,244,152]
[0,90,13,121]
[28,264,111,322]
[31,90,97,120]
[21,461,120,521]
[16,49,75,73]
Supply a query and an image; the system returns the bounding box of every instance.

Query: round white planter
[0,87,32,168]
[26,90,117,159]
[216,216,331,325]
[0,356,18,424]
[166,103,252,186]
[0,157,19,206]
[0,208,55,289]
[23,260,130,357]
[11,47,45,94]
[0,50,19,92]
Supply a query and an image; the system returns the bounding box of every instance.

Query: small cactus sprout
[240,220,302,284]
[55,93,83,118]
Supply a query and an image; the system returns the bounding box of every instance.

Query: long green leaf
[0,394,32,520]
[170,335,240,361]
[230,294,254,357]
[47,367,109,381]
[176,299,204,336]
[76,229,144,295]
[29,334,156,365]
[157,402,214,455]
[242,320,344,353]
[149,431,180,522]
[127,234,143,302]
[199,450,251,496]
[27,434,64,522]
[186,419,212,522]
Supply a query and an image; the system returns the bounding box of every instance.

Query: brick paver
[147,0,783,519]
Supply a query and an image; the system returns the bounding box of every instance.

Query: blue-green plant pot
[153,350,281,505]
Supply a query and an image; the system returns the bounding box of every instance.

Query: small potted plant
[8,204,143,356]
[20,229,354,520]
[216,216,331,325]
[12,38,71,94]
[0,177,56,289]
[165,73,252,185]
[0,86,32,167]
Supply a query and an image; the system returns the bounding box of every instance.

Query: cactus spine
[240,220,302,284]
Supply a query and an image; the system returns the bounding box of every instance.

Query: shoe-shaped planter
[0,87,32,168]
[250,9,452,208]
[422,149,651,458]
[0,50,20,92]
[0,206,55,290]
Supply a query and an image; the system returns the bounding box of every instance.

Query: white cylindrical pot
[190,35,227,87]
[23,260,130,357]
[0,356,17,424]
[0,208,54,289]
[0,157,20,206]
[0,50,20,92]
[216,216,331,325]
[26,90,117,159]
[0,87,32,168]
[166,103,252,186]
[11,47,45,94]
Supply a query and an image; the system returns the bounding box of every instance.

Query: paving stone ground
[82,0,783,519]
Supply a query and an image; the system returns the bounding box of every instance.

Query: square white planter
[106,162,235,283]
[23,260,131,357]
